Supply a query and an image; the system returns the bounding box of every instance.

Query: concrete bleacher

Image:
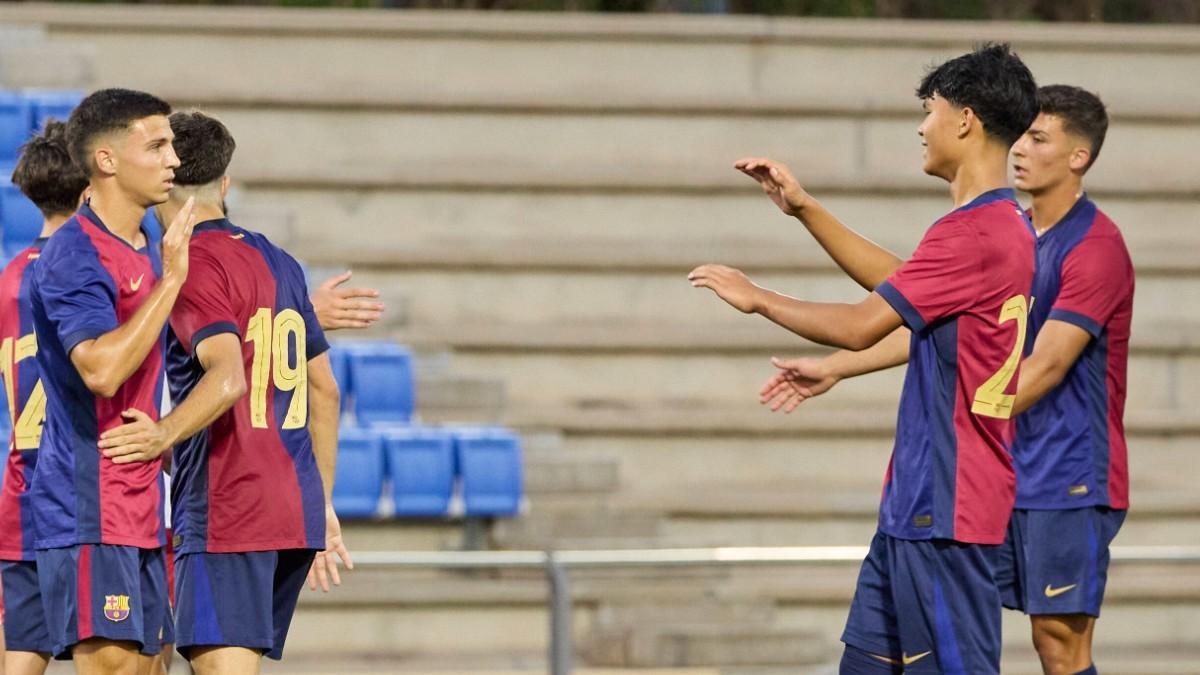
[1,5,1198,671]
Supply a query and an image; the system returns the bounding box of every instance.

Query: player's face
[1011,113,1089,194]
[114,115,180,208]
[917,94,958,179]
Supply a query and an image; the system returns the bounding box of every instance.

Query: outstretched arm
[735,158,904,291]
[311,271,384,331]
[689,264,902,351]
[760,327,911,413]
[306,352,353,592]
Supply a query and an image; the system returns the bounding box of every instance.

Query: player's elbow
[80,368,121,399]
[220,368,248,407]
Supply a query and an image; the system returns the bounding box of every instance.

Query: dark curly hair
[168,110,236,186]
[916,43,1039,147]
[11,120,89,218]
[66,88,172,176]
[1037,84,1108,171]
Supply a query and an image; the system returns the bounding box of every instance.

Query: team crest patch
[103,595,131,622]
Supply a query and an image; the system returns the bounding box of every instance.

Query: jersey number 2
[971,294,1029,420]
[244,308,308,430]
[0,335,46,450]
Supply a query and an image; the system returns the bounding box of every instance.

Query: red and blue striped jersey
[165,219,329,555]
[875,188,1035,544]
[0,239,47,561]
[1016,196,1133,510]
[29,202,167,549]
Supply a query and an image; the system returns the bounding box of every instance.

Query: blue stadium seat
[28,91,83,131]
[344,342,414,426]
[0,93,33,163]
[453,427,524,517]
[383,426,455,517]
[0,181,44,254]
[331,428,385,519]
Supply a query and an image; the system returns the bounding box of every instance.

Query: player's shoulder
[38,217,99,264]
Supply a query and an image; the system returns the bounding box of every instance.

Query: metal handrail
[345,545,1200,674]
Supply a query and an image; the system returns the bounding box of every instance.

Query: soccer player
[98,110,348,674]
[758,85,1129,675]
[28,88,196,674]
[690,44,1038,673]
[0,121,89,675]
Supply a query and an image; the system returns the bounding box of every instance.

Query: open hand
[307,504,353,592]
[98,408,170,464]
[688,264,767,314]
[759,356,840,413]
[734,158,812,217]
[160,196,197,286]
[311,271,384,331]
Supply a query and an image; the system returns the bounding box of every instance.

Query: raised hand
[759,356,840,413]
[98,408,169,463]
[734,157,812,217]
[311,271,385,331]
[160,196,197,286]
[307,503,353,592]
[688,264,767,314]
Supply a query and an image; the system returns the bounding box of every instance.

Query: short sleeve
[169,250,240,354]
[1048,235,1131,338]
[875,218,981,332]
[286,257,329,361]
[36,245,119,354]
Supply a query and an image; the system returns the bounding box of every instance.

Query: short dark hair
[168,111,236,186]
[11,120,89,218]
[66,88,172,176]
[1037,84,1109,171]
[916,43,1039,147]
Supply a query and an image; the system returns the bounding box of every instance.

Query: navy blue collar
[1034,193,1093,240]
[954,187,1019,214]
[193,218,237,235]
[77,201,153,254]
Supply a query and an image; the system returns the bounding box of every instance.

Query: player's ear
[1068,146,1091,174]
[220,175,231,200]
[93,141,118,178]
[957,106,975,139]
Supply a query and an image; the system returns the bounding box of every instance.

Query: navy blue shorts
[1,560,52,654]
[841,531,1001,674]
[174,549,316,661]
[35,544,173,659]
[992,507,1126,617]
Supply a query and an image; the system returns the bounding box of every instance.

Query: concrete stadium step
[246,187,1200,277]
[353,269,1197,342]
[0,23,91,89]
[10,4,1200,124]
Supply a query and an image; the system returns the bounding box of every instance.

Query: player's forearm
[1013,353,1068,416]
[794,199,904,291]
[71,278,183,397]
[824,327,911,380]
[756,292,892,351]
[308,384,339,502]
[158,362,246,449]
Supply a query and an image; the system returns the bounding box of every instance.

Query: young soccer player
[757,85,1129,675]
[28,88,196,673]
[99,110,348,675]
[0,121,89,675]
[690,44,1038,673]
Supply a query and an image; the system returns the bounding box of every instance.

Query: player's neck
[87,185,148,247]
[160,200,225,234]
[946,147,1010,209]
[1029,179,1084,235]
[39,213,71,239]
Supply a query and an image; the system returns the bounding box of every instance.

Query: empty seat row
[0,90,83,163]
[328,340,415,426]
[333,424,524,520]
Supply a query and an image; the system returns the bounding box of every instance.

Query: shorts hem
[840,630,898,660]
[178,638,273,660]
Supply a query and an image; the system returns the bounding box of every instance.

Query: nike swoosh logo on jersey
[230,233,245,239]
[903,651,932,665]
[1044,583,1078,598]
[130,274,145,291]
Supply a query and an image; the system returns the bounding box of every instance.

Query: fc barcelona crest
[103,595,131,622]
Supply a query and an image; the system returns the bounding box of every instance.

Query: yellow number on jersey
[244,308,309,430]
[0,334,46,450]
[971,294,1029,419]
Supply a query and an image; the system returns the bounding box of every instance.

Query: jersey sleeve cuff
[190,321,242,352]
[306,332,331,361]
[62,325,116,355]
[876,281,927,332]
[1047,308,1102,338]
